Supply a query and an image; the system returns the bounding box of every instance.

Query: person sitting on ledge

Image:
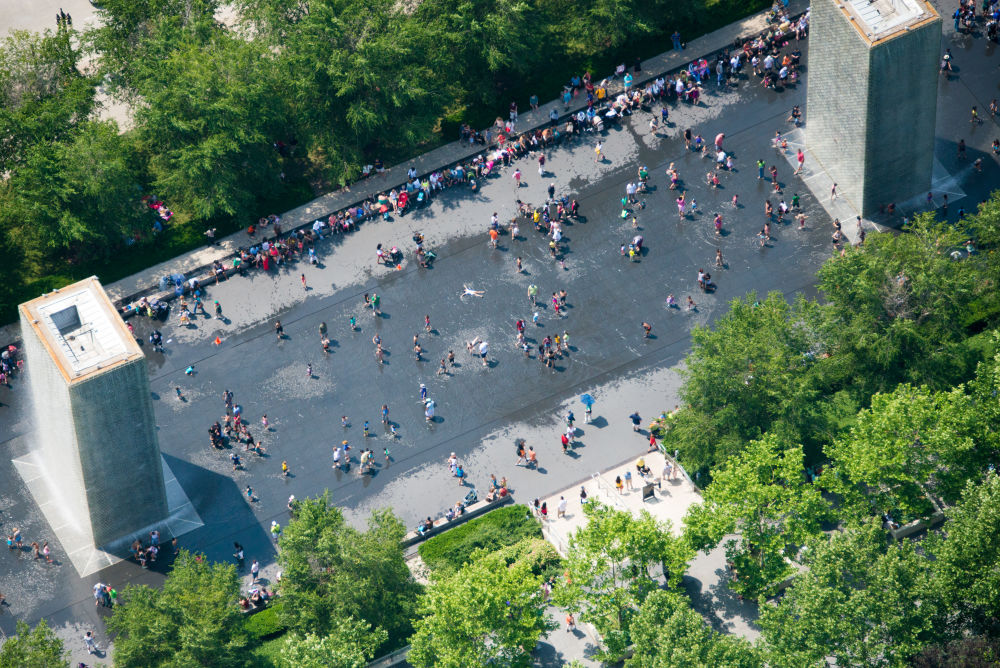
[417,517,434,535]
[636,457,651,476]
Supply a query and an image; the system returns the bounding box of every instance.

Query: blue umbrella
[580,393,595,408]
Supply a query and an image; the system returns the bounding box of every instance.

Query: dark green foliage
[665,199,1000,477]
[0,620,68,668]
[276,494,420,654]
[244,604,287,641]
[107,551,249,668]
[418,504,541,573]
[912,636,1000,668]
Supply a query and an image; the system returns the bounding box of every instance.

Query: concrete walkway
[539,450,701,556]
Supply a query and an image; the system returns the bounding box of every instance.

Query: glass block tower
[806,0,940,217]
[17,277,170,569]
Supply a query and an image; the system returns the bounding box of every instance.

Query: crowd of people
[953,0,1000,41]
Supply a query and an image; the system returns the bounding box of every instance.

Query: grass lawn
[418,504,544,573]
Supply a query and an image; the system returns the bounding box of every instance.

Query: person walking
[84,631,98,655]
[251,559,260,583]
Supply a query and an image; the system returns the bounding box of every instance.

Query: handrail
[591,472,629,512]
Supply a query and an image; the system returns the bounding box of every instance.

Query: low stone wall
[402,493,514,548]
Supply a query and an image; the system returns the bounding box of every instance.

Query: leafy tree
[87,0,222,99]
[0,619,68,668]
[0,120,147,269]
[107,550,248,668]
[664,292,821,473]
[554,501,693,661]
[547,0,656,56]
[927,473,1000,637]
[684,434,830,599]
[132,34,283,220]
[279,619,386,668]
[408,550,555,668]
[277,495,420,653]
[411,0,539,108]
[912,636,1000,668]
[966,332,1000,461]
[0,28,95,173]
[627,590,761,668]
[759,521,942,668]
[816,213,984,394]
[240,0,446,185]
[823,384,984,521]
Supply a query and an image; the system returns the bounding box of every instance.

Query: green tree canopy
[759,521,942,668]
[87,0,222,99]
[554,501,693,661]
[408,550,555,668]
[823,383,984,521]
[0,28,95,173]
[927,473,1000,637]
[684,434,830,599]
[912,636,1000,668]
[107,550,248,668]
[239,0,446,185]
[278,619,386,668]
[131,34,283,219]
[0,119,146,270]
[277,495,420,653]
[0,619,67,668]
[627,590,762,668]
[664,292,830,473]
[816,214,985,394]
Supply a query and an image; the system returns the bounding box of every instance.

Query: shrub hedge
[418,505,542,573]
[244,603,286,641]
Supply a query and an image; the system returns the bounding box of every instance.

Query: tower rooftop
[18,276,144,383]
[840,0,938,44]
